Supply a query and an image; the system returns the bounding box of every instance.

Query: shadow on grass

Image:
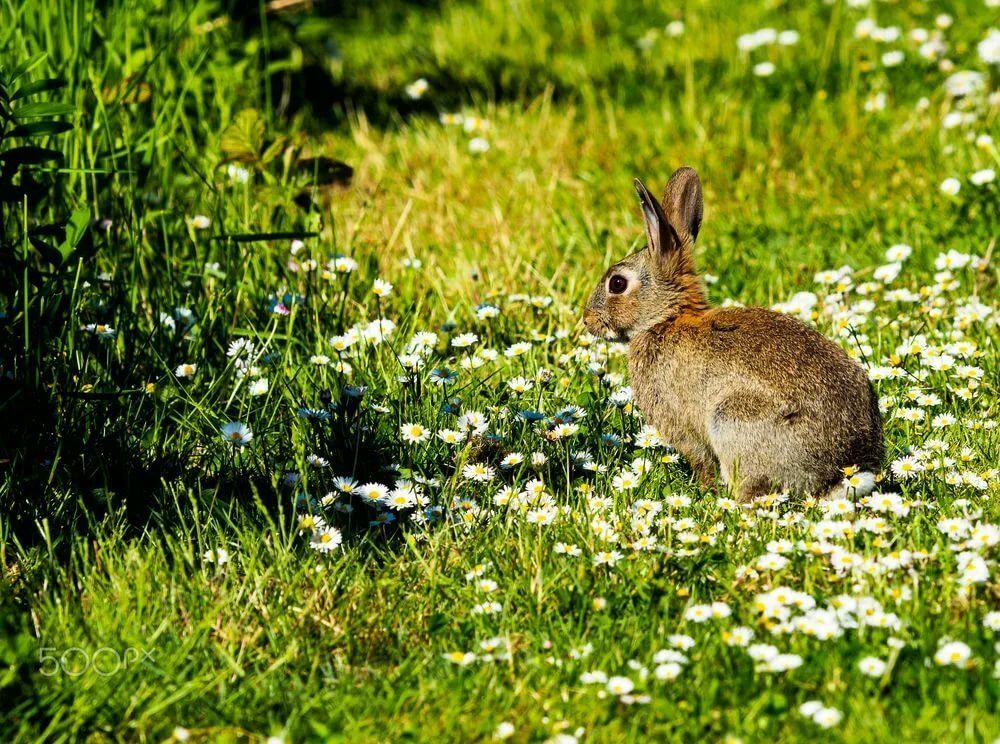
[219,0,860,133]
[0,372,412,563]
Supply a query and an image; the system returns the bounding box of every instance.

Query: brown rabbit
[583,167,883,500]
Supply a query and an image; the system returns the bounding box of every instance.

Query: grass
[1,0,998,741]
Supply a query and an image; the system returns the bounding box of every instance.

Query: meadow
[0,0,998,741]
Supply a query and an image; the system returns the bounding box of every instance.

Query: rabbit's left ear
[662,167,703,246]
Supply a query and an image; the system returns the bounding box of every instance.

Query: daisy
[631,536,657,551]
[359,483,390,505]
[939,178,961,196]
[778,29,798,45]
[812,708,843,728]
[329,335,355,352]
[605,676,634,695]
[384,488,417,510]
[405,77,429,99]
[654,662,682,680]
[371,278,393,297]
[443,651,476,666]
[858,657,886,677]
[932,413,956,428]
[362,318,396,343]
[468,137,490,154]
[725,627,754,647]
[749,644,779,662]
[400,423,430,444]
[462,463,495,482]
[331,256,358,273]
[451,332,479,348]
[429,368,458,385]
[504,341,532,357]
[683,605,712,623]
[890,455,923,479]
[297,513,326,533]
[202,547,230,565]
[471,601,501,615]
[464,117,491,135]
[550,423,580,439]
[220,421,253,445]
[593,550,623,566]
[507,376,533,393]
[525,507,557,525]
[612,471,640,490]
[464,564,489,580]
[933,641,972,667]
[494,722,515,740]
[437,429,466,445]
[174,363,197,378]
[881,50,904,67]
[500,453,524,468]
[554,542,582,556]
[634,426,664,449]
[333,476,358,494]
[309,526,343,552]
[763,653,803,672]
[756,553,789,571]
[83,323,116,338]
[523,479,547,498]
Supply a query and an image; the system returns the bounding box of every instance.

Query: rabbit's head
[584,167,706,341]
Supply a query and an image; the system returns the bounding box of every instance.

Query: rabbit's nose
[583,308,599,330]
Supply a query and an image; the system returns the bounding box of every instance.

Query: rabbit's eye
[609,275,628,294]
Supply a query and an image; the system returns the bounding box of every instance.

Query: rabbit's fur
[584,168,883,500]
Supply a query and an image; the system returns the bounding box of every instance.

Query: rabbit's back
[699,307,873,406]
[631,306,883,495]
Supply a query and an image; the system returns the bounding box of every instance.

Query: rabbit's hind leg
[713,450,775,502]
[708,393,811,499]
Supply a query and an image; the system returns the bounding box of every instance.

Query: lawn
[1,0,998,741]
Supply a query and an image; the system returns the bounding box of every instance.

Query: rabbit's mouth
[584,309,631,343]
[584,310,630,342]
[583,308,607,336]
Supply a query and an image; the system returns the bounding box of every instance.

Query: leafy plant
[0,54,91,284]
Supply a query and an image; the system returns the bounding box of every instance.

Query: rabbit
[583,167,883,501]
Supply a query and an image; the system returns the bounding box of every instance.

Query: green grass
[1,0,998,741]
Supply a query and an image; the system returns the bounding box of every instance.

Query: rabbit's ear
[634,178,682,255]
[662,167,703,245]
